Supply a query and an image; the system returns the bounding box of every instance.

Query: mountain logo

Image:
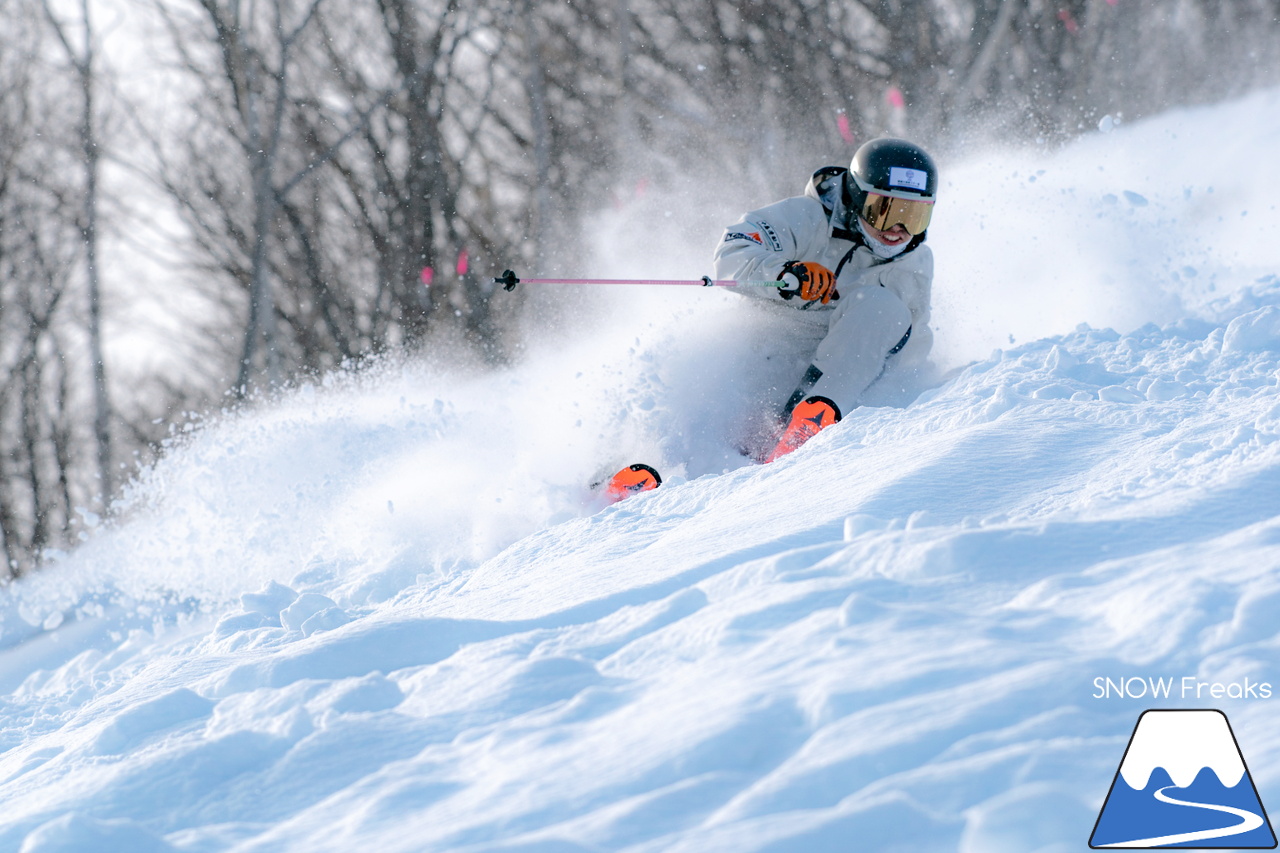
[1090,709,1277,848]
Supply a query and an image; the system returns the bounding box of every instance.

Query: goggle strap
[851,172,934,203]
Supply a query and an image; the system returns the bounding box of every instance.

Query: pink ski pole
[494,269,783,292]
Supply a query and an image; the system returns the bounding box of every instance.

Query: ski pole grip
[497,270,520,291]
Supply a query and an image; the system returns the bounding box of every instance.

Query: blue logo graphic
[1091,709,1277,848]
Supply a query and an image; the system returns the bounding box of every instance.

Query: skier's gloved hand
[778,261,838,304]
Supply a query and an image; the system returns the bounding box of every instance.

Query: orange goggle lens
[860,193,934,236]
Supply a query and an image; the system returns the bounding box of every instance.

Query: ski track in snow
[2,89,1280,852]
[1106,785,1264,847]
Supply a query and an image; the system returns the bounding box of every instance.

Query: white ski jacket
[713,167,934,361]
[712,167,935,414]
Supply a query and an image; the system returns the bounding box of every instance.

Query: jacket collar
[804,167,852,231]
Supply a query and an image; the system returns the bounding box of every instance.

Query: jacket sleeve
[712,197,829,298]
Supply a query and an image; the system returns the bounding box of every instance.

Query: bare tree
[0,0,89,576]
[145,0,492,388]
[186,0,327,392]
[44,0,113,503]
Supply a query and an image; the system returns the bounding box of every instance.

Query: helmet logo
[888,166,929,192]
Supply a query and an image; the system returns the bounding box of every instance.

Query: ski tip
[601,463,662,505]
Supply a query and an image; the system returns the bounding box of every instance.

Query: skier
[600,137,938,503]
[715,136,939,462]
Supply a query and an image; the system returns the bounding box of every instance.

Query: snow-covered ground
[3,89,1280,852]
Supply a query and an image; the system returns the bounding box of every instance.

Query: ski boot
[601,463,662,504]
[766,396,841,462]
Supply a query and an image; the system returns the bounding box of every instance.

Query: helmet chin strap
[856,218,911,259]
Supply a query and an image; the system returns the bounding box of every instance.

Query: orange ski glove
[778,261,837,304]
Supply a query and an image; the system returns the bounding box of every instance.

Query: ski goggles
[859,192,934,235]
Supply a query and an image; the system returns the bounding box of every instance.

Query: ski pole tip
[496,270,520,291]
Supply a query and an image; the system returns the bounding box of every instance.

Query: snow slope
[3,89,1280,853]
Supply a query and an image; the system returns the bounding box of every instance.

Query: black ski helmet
[846,137,938,235]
